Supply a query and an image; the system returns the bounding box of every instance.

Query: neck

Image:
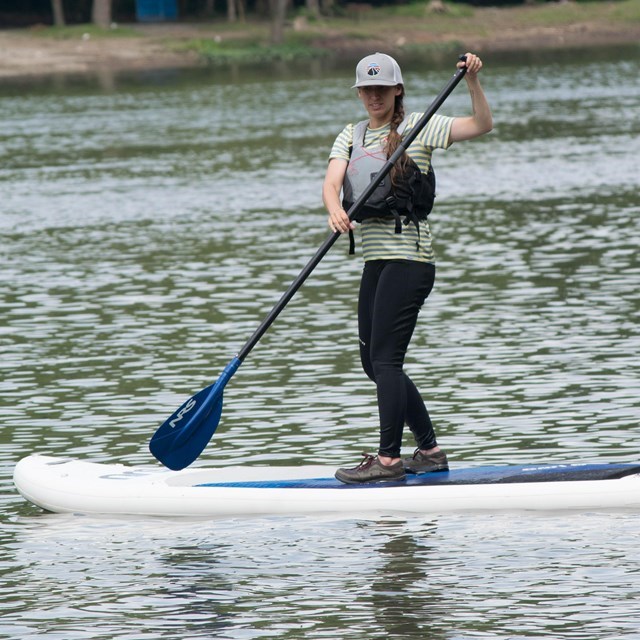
[368,116,391,129]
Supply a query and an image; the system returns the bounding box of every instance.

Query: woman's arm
[450,53,493,143]
[322,158,353,233]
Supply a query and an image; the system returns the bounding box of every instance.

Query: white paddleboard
[13,454,640,517]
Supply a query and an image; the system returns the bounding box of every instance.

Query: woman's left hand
[458,52,483,76]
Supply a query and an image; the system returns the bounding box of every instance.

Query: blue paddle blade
[149,357,241,470]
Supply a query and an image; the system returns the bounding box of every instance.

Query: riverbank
[1,0,639,78]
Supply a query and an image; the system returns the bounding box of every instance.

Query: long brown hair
[385,86,408,186]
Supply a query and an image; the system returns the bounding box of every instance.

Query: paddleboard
[13,455,640,517]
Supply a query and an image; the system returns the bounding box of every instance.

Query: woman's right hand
[328,207,354,234]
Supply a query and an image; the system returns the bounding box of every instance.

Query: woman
[323,52,492,484]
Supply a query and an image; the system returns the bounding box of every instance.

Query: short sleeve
[403,112,454,172]
[406,112,454,150]
[328,123,354,162]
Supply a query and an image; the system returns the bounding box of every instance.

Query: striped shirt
[329,112,454,263]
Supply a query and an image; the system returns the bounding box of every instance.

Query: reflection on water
[4,511,640,638]
[1,45,639,638]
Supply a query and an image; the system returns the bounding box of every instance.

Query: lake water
[1,45,639,638]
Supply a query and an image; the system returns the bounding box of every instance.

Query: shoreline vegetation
[1,0,639,78]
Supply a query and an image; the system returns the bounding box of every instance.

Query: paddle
[149,56,469,470]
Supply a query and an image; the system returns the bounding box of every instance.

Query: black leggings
[358,259,437,458]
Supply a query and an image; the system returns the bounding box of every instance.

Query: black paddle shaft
[236,58,469,363]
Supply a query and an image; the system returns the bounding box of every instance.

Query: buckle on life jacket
[348,199,422,255]
[387,195,421,251]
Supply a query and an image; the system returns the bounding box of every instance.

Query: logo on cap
[366,62,381,77]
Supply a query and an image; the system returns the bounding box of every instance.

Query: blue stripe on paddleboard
[196,463,640,490]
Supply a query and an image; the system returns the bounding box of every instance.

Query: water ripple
[1,49,640,640]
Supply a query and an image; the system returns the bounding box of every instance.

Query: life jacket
[342,119,436,254]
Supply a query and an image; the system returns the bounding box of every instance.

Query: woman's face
[357,85,403,124]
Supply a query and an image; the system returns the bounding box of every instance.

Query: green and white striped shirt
[329,112,453,263]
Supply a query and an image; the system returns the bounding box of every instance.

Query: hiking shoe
[335,453,406,485]
[403,449,449,474]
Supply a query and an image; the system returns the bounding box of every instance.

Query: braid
[385,87,407,186]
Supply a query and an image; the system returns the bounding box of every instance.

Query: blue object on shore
[136,0,178,22]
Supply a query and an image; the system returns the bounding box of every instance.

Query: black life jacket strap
[385,196,403,235]
[389,194,421,250]
[404,212,421,251]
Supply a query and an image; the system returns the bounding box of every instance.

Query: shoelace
[412,448,445,461]
[355,453,377,470]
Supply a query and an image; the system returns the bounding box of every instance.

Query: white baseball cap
[352,52,404,88]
